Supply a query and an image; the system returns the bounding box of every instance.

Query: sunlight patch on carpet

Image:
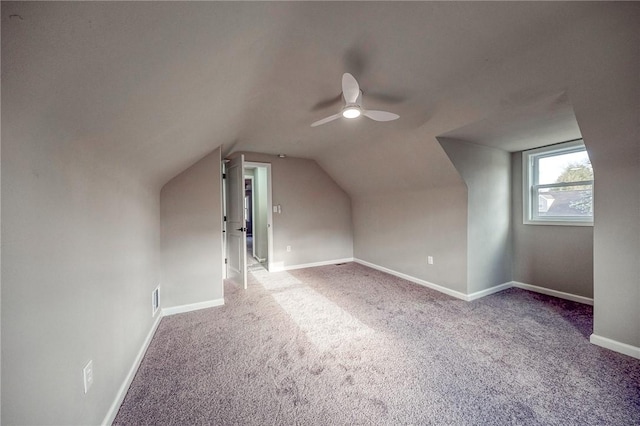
[251,268,302,290]
[252,269,374,351]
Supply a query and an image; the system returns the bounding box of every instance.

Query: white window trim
[522,139,594,226]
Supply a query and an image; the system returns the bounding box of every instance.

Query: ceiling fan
[311,73,399,127]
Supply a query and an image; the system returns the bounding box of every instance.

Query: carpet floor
[114,262,640,425]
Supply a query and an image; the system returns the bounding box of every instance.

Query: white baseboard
[270,257,355,272]
[162,298,225,316]
[351,260,595,307]
[353,258,469,301]
[511,281,593,305]
[466,282,513,301]
[590,334,640,359]
[101,312,162,426]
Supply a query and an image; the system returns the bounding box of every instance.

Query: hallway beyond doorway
[246,236,266,271]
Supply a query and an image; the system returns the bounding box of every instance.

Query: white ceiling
[1,2,626,194]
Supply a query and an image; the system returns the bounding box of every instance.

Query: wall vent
[152,286,160,316]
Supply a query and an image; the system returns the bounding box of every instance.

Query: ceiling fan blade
[363,110,399,122]
[342,73,360,104]
[311,113,342,127]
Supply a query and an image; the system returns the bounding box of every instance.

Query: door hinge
[225,258,228,265]
[222,173,226,179]
[224,215,227,222]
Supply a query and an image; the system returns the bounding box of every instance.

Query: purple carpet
[114,262,639,425]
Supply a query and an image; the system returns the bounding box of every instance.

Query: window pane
[538,150,593,185]
[535,185,593,218]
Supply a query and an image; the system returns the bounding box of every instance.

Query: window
[523,140,593,225]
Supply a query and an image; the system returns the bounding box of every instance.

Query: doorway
[244,163,273,272]
[223,158,273,285]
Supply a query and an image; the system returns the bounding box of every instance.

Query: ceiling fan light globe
[342,107,361,119]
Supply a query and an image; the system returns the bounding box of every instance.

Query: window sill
[523,219,593,227]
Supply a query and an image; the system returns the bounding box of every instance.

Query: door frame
[245,161,274,272]
[222,160,227,279]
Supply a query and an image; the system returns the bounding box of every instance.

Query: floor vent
[335,263,347,266]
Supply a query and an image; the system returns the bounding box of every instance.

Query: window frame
[522,139,594,226]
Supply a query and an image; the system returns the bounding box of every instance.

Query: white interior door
[226,155,247,289]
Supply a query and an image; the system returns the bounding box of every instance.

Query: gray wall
[160,148,223,308]
[439,138,512,293]
[238,152,354,268]
[353,187,468,294]
[511,152,593,298]
[2,127,160,424]
[570,69,640,346]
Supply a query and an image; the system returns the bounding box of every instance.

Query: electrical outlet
[83,360,94,394]
[427,256,434,265]
[286,245,291,252]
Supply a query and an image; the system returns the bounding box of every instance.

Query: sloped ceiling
[1,2,618,194]
[439,92,582,153]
